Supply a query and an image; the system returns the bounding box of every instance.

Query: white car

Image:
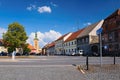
[71,52,76,56]
[71,50,83,56]
[78,50,84,55]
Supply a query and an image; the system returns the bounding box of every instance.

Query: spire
[34,32,38,40]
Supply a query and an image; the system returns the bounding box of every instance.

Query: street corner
[75,64,120,74]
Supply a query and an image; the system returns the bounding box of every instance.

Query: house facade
[102,9,120,55]
[64,29,83,55]
[28,44,36,53]
[55,33,72,55]
[46,42,55,55]
[77,20,104,55]
[0,39,8,53]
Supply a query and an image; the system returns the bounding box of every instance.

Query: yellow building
[33,33,41,54]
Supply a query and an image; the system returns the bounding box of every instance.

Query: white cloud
[27,30,62,47]
[0,27,7,39]
[83,22,92,26]
[50,2,57,7]
[27,6,32,11]
[38,6,51,13]
[26,4,36,11]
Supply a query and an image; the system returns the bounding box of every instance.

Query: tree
[3,22,28,54]
[23,43,31,55]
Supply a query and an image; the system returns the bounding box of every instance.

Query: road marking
[0,65,73,67]
[0,59,19,62]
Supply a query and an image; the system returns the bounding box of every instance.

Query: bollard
[114,53,116,65]
[86,55,89,70]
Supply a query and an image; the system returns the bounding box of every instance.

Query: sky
[0,0,120,47]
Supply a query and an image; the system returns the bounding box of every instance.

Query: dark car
[0,52,7,56]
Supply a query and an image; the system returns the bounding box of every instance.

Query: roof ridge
[105,9,120,20]
[64,29,84,42]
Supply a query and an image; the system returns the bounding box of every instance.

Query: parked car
[0,52,8,56]
[29,52,36,55]
[15,53,21,56]
[71,50,84,56]
[78,50,84,56]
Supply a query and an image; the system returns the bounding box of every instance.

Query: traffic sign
[96,28,103,35]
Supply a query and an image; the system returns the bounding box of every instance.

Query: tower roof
[34,32,39,40]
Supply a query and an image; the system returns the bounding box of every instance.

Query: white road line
[0,65,73,67]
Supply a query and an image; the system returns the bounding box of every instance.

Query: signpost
[97,28,103,67]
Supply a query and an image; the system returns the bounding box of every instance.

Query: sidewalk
[77,64,120,80]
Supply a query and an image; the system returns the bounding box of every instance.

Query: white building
[0,39,8,53]
[64,29,84,55]
[55,33,72,55]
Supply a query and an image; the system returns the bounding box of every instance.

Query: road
[0,56,119,80]
[0,56,120,65]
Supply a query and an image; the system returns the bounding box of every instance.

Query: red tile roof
[28,44,36,50]
[55,33,70,41]
[48,42,55,48]
[65,29,84,42]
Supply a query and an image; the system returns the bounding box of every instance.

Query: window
[75,48,76,53]
[86,38,88,42]
[116,21,120,26]
[115,44,119,50]
[69,49,70,52]
[82,39,84,43]
[72,42,73,45]
[114,31,119,41]
[108,32,113,41]
[75,41,77,44]
[72,49,73,51]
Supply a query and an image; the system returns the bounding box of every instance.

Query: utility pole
[97,28,103,67]
[99,33,102,67]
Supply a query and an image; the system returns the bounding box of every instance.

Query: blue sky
[0,0,120,47]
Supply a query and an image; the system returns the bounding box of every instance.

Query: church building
[33,32,42,54]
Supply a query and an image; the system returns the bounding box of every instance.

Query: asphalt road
[0,56,120,80]
[0,56,120,65]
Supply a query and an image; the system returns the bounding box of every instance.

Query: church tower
[34,32,39,53]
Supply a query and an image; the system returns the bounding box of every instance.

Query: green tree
[23,43,31,55]
[3,22,28,54]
